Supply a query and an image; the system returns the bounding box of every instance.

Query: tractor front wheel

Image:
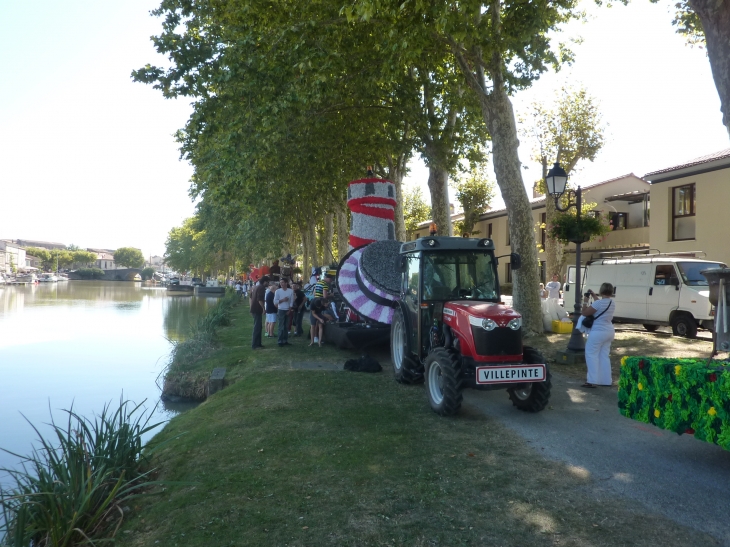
[425,348,463,416]
[507,346,552,413]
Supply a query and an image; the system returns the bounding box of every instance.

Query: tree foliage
[454,165,495,237]
[522,86,606,277]
[403,187,432,235]
[137,0,587,333]
[113,248,145,269]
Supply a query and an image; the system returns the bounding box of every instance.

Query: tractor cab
[391,236,551,416]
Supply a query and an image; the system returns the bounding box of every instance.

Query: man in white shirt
[274,278,294,346]
[545,274,562,301]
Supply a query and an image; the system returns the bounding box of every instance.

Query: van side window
[654,265,677,285]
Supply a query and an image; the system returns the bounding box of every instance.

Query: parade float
[618,267,730,450]
[323,174,402,349]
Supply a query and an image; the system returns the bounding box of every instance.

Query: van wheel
[671,314,697,338]
[643,324,659,332]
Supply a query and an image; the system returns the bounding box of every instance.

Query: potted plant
[547,212,608,244]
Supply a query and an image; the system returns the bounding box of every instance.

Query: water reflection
[0,281,214,480]
[163,294,219,342]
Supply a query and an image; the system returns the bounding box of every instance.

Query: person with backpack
[580,283,615,388]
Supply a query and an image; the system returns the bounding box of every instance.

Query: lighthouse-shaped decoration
[337,167,403,325]
[346,170,397,249]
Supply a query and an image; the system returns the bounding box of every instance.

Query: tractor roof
[399,237,495,254]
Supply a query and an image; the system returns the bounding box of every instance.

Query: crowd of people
[247,269,337,349]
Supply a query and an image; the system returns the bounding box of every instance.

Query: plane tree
[344,0,581,334]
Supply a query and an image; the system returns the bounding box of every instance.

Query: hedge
[618,356,730,450]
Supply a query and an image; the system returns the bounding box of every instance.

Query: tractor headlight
[481,318,497,331]
[507,318,522,331]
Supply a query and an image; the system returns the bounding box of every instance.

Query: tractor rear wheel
[507,346,552,413]
[391,308,423,384]
[425,348,463,416]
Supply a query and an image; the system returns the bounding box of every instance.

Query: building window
[506,228,511,247]
[414,233,420,240]
[540,261,546,284]
[506,263,512,283]
[488,223,493,239]
[540,212,547,250]
[672,183,695,241]
[609,212,628,230]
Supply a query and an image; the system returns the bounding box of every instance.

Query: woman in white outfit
[581,283,615,388]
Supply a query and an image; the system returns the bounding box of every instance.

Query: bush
[141,267,156,280]
[500,283,513,296]
[618,356,730,450]
[0,400,163,546]
[76,267,106,279]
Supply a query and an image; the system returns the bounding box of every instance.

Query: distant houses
[0,240,166,275]
[0,241,26,275]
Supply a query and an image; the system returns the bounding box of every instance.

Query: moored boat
[39,273,58,283]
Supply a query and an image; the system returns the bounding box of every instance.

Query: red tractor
[391,236,551,416]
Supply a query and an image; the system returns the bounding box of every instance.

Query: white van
[565,256,727,337]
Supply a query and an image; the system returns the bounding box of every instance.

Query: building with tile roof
[645,148,730,265]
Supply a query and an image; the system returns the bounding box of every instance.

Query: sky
[1,1,728,257]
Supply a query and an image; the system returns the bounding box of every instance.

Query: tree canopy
[522,86,606,277]
[137,0,596,332]
[113,248,145,269]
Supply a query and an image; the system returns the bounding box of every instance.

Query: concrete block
[209,367,226,395]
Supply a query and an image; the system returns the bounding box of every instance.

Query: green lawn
[117,301,716,547]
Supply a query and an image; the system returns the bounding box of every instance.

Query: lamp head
[429,222,438,236]
[545,162,568,197]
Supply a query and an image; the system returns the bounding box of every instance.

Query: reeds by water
[0,400,163,546]
[161,291,238,401]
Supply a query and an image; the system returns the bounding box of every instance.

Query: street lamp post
[545,162,586,355]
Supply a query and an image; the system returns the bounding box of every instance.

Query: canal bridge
[68,268,144,281]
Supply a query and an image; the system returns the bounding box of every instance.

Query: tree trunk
[308,221,320,268]
[387,156,407,241]
[335,197,349,259]
[299,220,310,280]
[322,213,334,265]
[480,90,543,335]
[427,165,453,236]
[690,0,730,138]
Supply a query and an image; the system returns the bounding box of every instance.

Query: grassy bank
[115,303,716,547]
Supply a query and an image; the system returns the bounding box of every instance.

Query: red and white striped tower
[347,177,397,249]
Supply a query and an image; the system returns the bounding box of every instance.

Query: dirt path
[463,372,730,546]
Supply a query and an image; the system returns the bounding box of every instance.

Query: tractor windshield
[422,251,498,301]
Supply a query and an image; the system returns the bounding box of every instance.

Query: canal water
[0,281,217,476]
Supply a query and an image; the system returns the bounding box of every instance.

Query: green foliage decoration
[141,267,156,280]
[618,356,730,450]
[547,212,608,244]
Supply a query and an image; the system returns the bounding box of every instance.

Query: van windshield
[677,262,727,286]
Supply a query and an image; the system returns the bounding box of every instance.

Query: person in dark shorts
[309,297,329,347]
